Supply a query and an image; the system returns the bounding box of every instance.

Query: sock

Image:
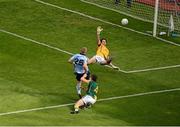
[74,105,79,112]
[76,82,81,95]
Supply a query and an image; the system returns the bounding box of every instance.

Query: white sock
[76,82,81,95]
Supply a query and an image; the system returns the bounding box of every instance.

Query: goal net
[81,0,180,37]
[156,0,180,37]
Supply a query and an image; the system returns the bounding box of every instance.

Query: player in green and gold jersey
[71,74,98,114]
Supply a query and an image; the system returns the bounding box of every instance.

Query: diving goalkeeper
[88,26,120,70]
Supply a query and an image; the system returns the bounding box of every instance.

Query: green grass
[0,0,180,125]
[82,0,180,43]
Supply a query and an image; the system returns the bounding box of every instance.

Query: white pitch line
[80,0,179,34]
[0,103,74,116]
[33,0,180,72]
[1,29,180,73]
[98,87,180,102]
[80,0,153,24]
[0,29,73,56]
[34,0,180,47]
[104,65,128,73]
[0,87,180,116]
[126,64,180,73]
[0,29,124,72]
[34,0,150,37]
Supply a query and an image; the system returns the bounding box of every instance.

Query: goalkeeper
[88,26,120,70]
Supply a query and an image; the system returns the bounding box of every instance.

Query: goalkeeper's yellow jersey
[96,44,109,59]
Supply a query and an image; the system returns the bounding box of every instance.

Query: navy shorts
[75,71,90,81]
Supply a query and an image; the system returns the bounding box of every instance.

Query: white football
[121,18,128,25]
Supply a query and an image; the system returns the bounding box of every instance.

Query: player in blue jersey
[68,47,90,98]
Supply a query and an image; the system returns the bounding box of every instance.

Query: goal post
[153,0,159,37]
[81,0,180,38]
[156,0,180,37]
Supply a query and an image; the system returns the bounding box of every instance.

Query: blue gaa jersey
[70,54,89,74]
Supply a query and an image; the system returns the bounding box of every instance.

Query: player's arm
[81,73,90,84]
[80,63,89,91]
[97,26,103,46]
[68,54,77,64]
[68,57,74,64]
[83,62,88,73]
[81,85,87,91]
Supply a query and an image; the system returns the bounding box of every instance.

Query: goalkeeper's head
[100,38,107,45]
[80,47,87,55]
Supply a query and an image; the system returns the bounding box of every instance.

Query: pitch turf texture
[0,0,180,126]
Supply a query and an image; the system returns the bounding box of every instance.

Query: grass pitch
[0,0,180,126]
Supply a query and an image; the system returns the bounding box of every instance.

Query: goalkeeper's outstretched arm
[97,26,103,46]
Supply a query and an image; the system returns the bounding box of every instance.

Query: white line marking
[0,29,74,56]
[80,0,153,24]
[0,29,124,72]
[1,29,180,73]
[104,65,128,73]
[34,1,150,36]
[0,103,74,116]
[126,64,180,73]
[0,87,180,116]
[80,0,179,32]
[34,0,180,47]
[155,37,180,47]
[0,1,179,117]
[98,87,180,102]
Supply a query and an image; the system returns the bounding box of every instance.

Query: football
[121,18,128,25]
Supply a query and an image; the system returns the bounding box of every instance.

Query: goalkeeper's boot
[107,57,112,64]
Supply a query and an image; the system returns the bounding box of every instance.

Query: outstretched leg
[88,56,97,64]
[109,63,120,70]
[71,99,85,114]
[76,81,82,98]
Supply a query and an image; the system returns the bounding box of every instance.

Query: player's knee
[86,102,92,108]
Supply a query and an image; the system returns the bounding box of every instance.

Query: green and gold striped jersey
[86,81,98,99]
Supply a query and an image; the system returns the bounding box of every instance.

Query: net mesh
[157,0,180,37]
[82,0,180,37]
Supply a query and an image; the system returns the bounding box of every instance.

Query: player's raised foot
[70,110,79,114]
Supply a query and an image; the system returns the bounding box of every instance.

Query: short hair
[91,74,98,82]
[100,38,107,43]
[80,47,87,55]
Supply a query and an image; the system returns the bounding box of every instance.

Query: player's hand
[81,86,87,91]
[97,26,103,34]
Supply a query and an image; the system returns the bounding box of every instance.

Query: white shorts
[82,95,96,105]
[93,55,106,64]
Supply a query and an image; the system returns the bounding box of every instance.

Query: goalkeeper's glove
[97,26,103,34]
